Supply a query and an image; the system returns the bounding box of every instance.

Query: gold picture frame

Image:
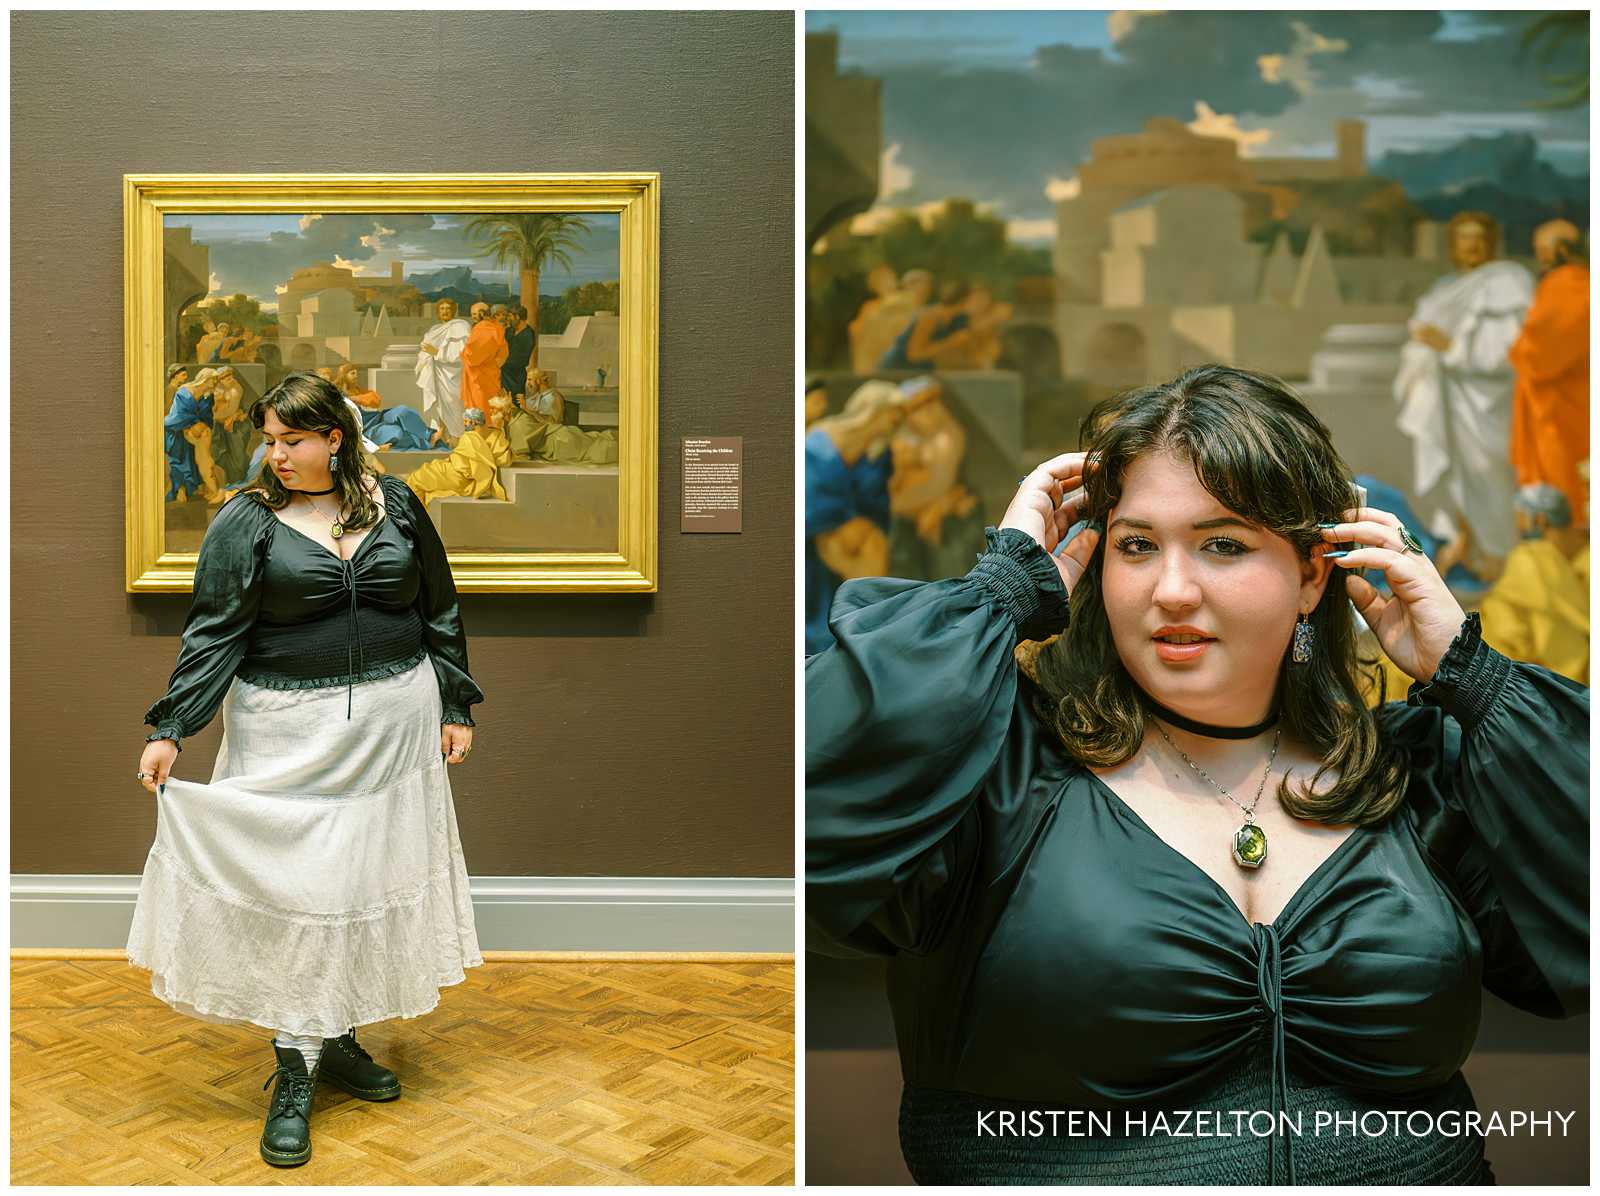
[124,172,659,593]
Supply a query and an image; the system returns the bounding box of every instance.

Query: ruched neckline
[1252,921,1293,1185]
[142,473,485,746]
[268,514,388,719]
[1087,768,1368,933]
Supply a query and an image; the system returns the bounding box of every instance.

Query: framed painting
[124,172,659,593]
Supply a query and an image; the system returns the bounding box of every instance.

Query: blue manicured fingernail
[1323,549,1352,559]
[1316,522,1340,529]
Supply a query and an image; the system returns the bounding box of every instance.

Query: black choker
[1133,682,1281,739]
[297,485,338,495]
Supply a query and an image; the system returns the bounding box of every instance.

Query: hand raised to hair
[1319,506,1467,683]
[999,451,1101,598]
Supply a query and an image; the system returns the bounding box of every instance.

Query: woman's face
[262,408,339,491]
[1100,450,1329,724]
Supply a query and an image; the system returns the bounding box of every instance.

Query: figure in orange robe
[459,302,508,418]
[1509,220,1589,525]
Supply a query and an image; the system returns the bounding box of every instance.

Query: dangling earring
[330,449,340,473]
[1291,612,1314,664]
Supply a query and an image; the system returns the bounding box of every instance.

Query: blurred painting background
[805,10,1588,1184]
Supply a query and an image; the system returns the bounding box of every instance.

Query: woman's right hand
[1000,450,1100,597]
[138,739,178,795]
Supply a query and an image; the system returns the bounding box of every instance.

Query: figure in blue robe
[878,310,970,370]
[164,385,214,500]
[359,405,436,451]
[805,426,894,656]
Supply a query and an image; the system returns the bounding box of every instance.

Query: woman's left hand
[1319,506,1467,683]
[442,723,474,765]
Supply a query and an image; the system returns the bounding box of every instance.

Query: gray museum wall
[11,10,795,878]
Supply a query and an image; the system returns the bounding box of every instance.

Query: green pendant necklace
[1152,722,1282,869]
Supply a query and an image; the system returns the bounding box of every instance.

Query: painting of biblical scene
[162,211,622,553]
[805,10,1589,685]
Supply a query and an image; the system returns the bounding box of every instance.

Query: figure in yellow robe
[506,373,619,465]
[1476,484,1589,684]
[1509,221,1589,525]
[1358,483,1590,705]
[1479,540,1589,685]
[405,409,514,507]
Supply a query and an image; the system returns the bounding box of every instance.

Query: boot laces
[262,1063,316,1116]
[342,1032,374,1063]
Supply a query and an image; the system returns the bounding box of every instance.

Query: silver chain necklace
[1152,721,1282,870]
[302,492,346,540]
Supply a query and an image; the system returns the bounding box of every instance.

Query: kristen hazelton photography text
[972,1107,1581,1141]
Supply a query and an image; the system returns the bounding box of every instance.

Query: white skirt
[126,658,483,1037]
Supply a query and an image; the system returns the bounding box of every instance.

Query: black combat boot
[317,1029,401,1101]
[259,1043,317,1166]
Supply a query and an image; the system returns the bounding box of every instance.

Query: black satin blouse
[145,473,483,745]
[806,528,1588,1184]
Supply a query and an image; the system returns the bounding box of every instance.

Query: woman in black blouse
[807,365,1587,1184]
[133,373,485,1167]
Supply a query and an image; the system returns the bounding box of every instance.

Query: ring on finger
[1396,522,1424,555]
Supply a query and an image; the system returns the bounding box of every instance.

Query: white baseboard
[10,874,795,953]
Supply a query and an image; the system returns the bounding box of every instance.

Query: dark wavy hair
[1029,364,1408,826]
[245,372,382,531]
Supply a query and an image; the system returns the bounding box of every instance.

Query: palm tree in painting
[1519,12,1588,109]
[464,213,592,367]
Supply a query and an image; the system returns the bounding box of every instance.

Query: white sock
[273,1031,323,1073]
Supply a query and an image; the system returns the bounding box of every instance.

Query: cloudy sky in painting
[808,10,1589,241]
[167,212,621,307]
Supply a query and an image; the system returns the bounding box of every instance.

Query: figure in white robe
[1393,214,1533,570]
[414,298,473,440]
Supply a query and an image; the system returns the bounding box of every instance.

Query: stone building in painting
[1052,117,1457,391]
[806,31,880,247]
[535,311,620,389]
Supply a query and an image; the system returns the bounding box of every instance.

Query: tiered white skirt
[126,659,483,1038]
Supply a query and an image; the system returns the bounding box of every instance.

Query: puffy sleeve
[143,494,270,748]
[1388,612,1589,1017]
[806,527,1069,959]
[385,475,484,726]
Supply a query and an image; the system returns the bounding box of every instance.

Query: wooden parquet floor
[12,954,794,1185]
